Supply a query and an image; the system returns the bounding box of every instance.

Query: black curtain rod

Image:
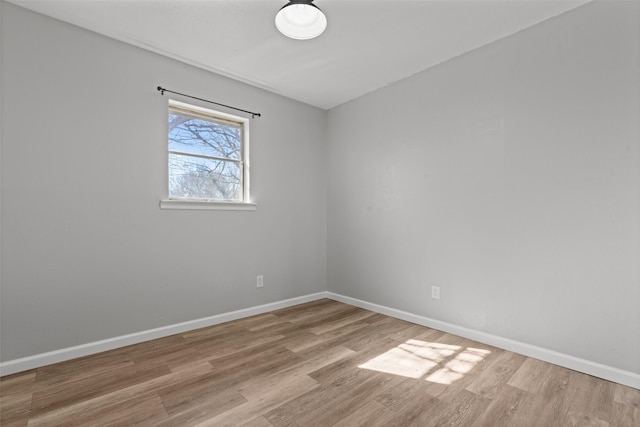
[157,86,261,118]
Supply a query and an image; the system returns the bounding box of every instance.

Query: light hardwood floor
[1,299,638,426]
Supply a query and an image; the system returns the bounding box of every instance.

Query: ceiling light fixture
[275,0,327,40]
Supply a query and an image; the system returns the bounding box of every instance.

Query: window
[161,100,254,210]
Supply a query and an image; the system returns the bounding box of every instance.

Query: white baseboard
[2,290,638,390]
[326,292,640,390]
[0,292,327,376]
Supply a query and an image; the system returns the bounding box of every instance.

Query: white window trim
[160,199,256,211]
[160,99,256,211]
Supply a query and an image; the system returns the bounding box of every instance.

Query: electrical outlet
[257,275,264,288]
[431,285,440,300]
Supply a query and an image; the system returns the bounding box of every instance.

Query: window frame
[160,99,256,211]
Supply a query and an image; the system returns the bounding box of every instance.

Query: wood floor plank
[421,336,499,403]
[294,372,401,426]
[503,363,574,426]
[612,401,640,427]
[562,369,616,423]
[0,392,32,426]
[33,351,133,384]
[28,394,170,427]
[263,382,348,425]
[158,346,302,416]
[464,349,527,399]
[26,361,212,426]
[240,416,274,427]
[156,388,247,427]
[263,343,400,426]
[306,336,399,385]
[366,315,419,334]
[271,300,355,324]
[191,330,287,360]
[331,400,396,427]
[1,415,29,427]
[181,321,245,341]
[130,345,203,371]
[469,384,530,427]
[237,345,356,401]
[283,307,371,337]
[374,378,442,425]
[563,411,610,427]
[612,383,640,426]
[213,345,304,384]
[614,382,640,407]
[30,363,171,416]
[360,312,389,324]
[417,389,491,427]
[206,337,300,371]
[284,320,371,354]
[1,299,637,426]
[232,313,286,331]
[0,371,36,397]
[308,308,377,335]
[374,374,438,411]
[198,374,318,426]
[156,370,246,417]
[506,356,553,392]
[385,322,435,343]
[262,367,376,426]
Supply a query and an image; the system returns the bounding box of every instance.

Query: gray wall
[327,1,639,374]
[0,3,327,361]
[2,0,639,377]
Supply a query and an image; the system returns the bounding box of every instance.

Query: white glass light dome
[275,1,327,40]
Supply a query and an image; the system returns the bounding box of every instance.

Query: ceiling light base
[275,0,327,40]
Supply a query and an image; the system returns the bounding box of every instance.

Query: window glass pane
[169,153,241,200]
[168,112,241,160]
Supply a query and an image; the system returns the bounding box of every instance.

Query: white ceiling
[8,0,589,109]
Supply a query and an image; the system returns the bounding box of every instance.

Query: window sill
[160,199,257,211]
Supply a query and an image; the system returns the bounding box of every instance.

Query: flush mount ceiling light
[275,0,327,40]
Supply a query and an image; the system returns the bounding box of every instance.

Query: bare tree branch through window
[167,102,247,201]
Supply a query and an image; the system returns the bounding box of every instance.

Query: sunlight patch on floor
[358,340,490,384]
[425,347,490,384]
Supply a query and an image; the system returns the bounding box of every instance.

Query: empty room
[0,0,638,425]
